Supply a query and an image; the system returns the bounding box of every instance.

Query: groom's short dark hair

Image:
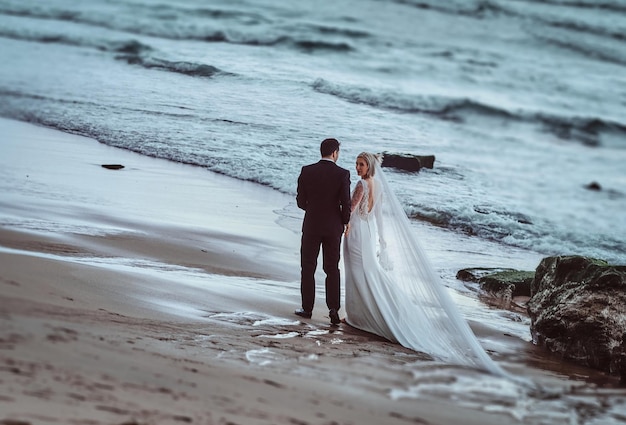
[320,138,340,157]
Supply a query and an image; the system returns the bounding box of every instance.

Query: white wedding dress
[343,163,508,376]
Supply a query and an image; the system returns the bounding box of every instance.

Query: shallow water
[208,310,626,425]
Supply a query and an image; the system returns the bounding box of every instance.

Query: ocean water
[0,0,625,264]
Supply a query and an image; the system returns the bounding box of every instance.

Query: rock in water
[380,152,435,172]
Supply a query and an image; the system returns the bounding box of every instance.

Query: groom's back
[297,160,350,236]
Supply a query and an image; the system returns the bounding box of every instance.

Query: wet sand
[1,117,624,425]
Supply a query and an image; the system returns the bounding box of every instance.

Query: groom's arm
[296,167,307,211]
[340,169,351,224]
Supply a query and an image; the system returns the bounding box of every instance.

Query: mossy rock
[528,255,626,377]
[480,270,534,297]
[456,267,533,297]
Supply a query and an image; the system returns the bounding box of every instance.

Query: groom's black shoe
[294,309,312,319]
[329,309,341,325]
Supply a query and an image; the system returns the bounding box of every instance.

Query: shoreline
[1,117,623,425]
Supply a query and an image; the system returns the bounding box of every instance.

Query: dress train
[343,164,509,377]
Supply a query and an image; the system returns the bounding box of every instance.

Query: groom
[296,138,351,325]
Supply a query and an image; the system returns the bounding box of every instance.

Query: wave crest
[0,26,225,79]
[116,55,224,78]
[0,5,356,54]
[312,79,626,147]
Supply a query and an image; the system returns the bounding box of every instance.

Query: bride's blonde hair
[357,152,383,178]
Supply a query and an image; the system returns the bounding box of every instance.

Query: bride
[343,152,507,376]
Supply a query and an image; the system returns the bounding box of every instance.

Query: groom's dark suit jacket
[297,159,351,236]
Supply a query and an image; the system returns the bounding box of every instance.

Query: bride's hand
[344,223,350,236]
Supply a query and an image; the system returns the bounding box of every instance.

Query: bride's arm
[350,180,364,212]
[344,181,363,237]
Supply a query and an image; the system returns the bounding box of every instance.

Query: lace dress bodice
[352,179,381,221]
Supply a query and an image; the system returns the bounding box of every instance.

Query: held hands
[344,223,350,236]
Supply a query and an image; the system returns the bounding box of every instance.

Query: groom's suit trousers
[300,231,342,312]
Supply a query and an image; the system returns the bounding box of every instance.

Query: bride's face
[355,157,369,178]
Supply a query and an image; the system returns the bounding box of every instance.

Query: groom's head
[320,138,340,160]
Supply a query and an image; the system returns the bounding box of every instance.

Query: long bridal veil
[373,161,509,377]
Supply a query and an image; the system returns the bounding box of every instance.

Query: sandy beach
[1,117,624,425]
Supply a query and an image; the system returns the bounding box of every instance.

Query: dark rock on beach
[380,152,435,172]
[101,164,125,170]
[527,255,626,380]
[585,181,602,191]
